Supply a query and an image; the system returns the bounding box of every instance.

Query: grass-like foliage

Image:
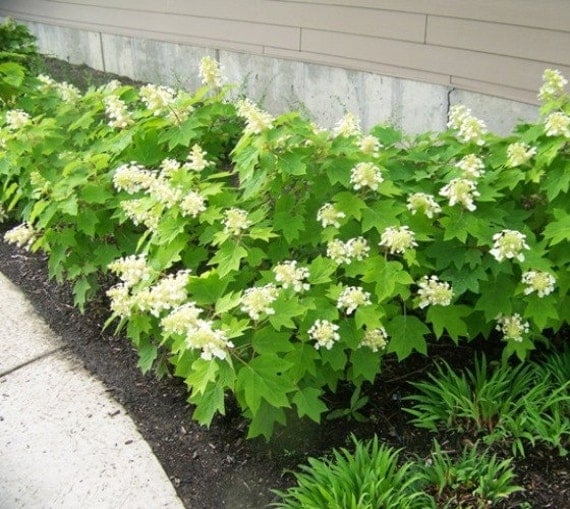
[406,353,570,455]
[1,20,569,438]
[272,436,522,508]
[533,344,570,388]
[416,440,523,508]
[272,435,428,509]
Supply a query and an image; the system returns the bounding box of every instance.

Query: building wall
[1,0,568,134]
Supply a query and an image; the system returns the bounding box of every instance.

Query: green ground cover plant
[415,440,522,508]
[272,436,522,508]
[272,435,429,509]
[405,352,570,455]
[1,20,569,440]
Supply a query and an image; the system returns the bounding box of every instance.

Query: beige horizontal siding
[427,16,570,66]
[1,0,569,104]
[2,0,301,50]
[300,29,570,95]
[275,0,570,32]
[167,1,427,43]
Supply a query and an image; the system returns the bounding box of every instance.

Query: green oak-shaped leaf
[386,315,430,361]
[236,354,294,414]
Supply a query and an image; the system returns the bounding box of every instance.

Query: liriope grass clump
[416,440,523,508]
[405,352,570,455]
[272,436,522,509]
[272,435,429,509]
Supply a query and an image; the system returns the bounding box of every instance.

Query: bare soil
[2,58,569,508]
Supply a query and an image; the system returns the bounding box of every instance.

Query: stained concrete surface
[0,273,184,509]
[9,19,539,137]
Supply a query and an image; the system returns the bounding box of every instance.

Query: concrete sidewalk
[0,272,185,509]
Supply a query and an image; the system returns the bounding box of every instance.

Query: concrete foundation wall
[7,18,540,136]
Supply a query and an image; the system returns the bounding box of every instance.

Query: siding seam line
[99,31,106,72]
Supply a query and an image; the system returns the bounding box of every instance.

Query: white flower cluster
[545,112,570,138]
[406,193,441,218]
[100,80,122,93]
[417,275,453,309]
[106,269,191,318]
[107,254,153,287]
[496,313,530,343]
[240,284,279,320]
[506,142,537,168]
[521,270,556,298]
[379,226,418,255]
[37,74,57,90]
[360,328,388,352]
[327,239,351,265]
[308,319,340,350]
[317,203,345,228]
[37,75,81,101]
[113,161,187,213]
[140,84,176,115]
[489,229,529,262]
[333,112,361,137]
[113,163,155,194]
[4,222,36,250]
[273,261,310,293]
[120,199,161,232]
[148,179,183,208]
[113,158,211,228]
[36,75,81,103]
[447,105,487,145]
[456,154,485,179]
[184,320,234,360]
[538,69,568,102]
[327,237,370,265]
[183,144,213,172]
[104,95,133,129]
[56,82,81,103]
[447,105,470,130]
[439,178,480,211]
[106,284,132,317]
[236,98,274,134]
[350,162,384,191]
[134,270,191,317]
[161,302,202,335]
[199,56,223,89]
[346,237,370,261]
[222,208,251,235]
[458,116,488,146]
[161,302,234,361]
[159,158,182,178]
[5,109,31,130]
[337,286,371,315]
[180,191,207,218]
[358,135,382,157]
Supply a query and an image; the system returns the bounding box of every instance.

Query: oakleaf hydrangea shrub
[1,41,569,439]
[0,57,241,309]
